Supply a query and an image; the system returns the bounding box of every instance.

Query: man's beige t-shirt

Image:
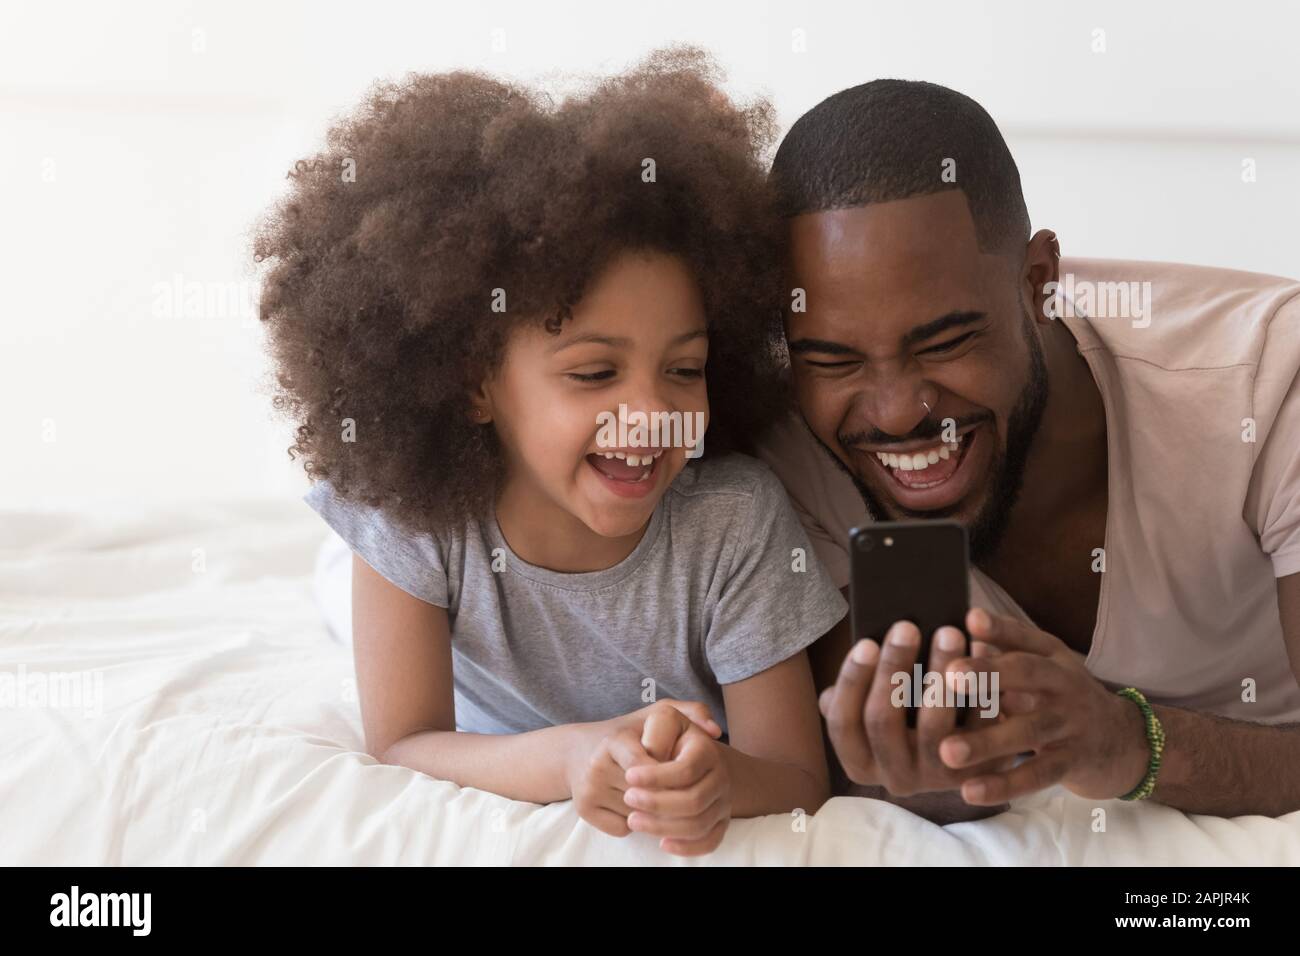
[756,258,1300,725]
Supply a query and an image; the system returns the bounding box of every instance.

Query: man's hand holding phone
[819,617,1027,800]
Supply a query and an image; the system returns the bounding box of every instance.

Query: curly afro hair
[254,46,790,536]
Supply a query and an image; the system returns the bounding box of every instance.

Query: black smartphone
[848,520,971,727]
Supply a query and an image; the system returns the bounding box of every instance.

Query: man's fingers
[946,650,1068,697]
[965,607,1058,656]
[959,751,1070,805]
[818,685,837,719]
[939,711,1067,770]
[864,621,922,789]
[916,626,968,773]
[824,637,881,780]
[1000,690,1039,715]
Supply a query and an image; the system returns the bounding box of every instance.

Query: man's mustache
[839,412,992,449]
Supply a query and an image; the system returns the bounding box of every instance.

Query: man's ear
[1021,229,1060,328]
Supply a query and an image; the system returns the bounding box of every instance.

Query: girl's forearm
[719,744,830,819]
[381,724,831,820]
[380,723,594,804]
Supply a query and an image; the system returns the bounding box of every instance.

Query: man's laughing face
[784,190,1048,562]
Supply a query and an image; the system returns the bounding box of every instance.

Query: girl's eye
[918,331,977,356]
[567,367,704,382]
[804,359,860,369]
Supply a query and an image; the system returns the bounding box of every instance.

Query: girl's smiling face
[475,249,710,560]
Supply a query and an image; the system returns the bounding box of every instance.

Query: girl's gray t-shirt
[303,453,847,736]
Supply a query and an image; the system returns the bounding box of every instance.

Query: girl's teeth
[926,450,939,465]
[598,450,664,466]
[938,446,951,460]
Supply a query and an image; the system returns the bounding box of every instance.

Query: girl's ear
[467,382,493,425]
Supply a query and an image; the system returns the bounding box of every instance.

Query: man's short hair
[770,79,1031,254]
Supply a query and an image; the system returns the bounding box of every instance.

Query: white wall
[3,0,1297,509]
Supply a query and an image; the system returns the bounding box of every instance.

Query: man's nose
[857,366,932,440]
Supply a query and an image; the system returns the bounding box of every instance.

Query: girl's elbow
[368,732,407,765]
[804,777,832,814]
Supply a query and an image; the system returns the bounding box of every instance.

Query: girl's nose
[615,379,679,421]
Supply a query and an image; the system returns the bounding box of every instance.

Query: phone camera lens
[857,534,875,552]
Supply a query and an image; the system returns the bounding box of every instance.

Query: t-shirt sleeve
[1248,295,1300,579]
[786,492,851,591]
[704,465,850,684]
[302,480,449,607]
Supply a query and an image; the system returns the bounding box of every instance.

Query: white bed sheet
[2,499,1297,866]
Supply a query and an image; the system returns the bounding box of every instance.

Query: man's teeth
[872,434,963,470]
[599,450,664,467]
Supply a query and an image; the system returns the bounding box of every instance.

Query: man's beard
[810,317,1049,565]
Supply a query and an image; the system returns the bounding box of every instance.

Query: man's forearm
[719,744,829,819]
[858,707,1300,819]
[381,723,591,805]
[1144,706,1300,817]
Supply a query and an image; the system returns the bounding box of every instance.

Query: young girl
[254,47,847,856]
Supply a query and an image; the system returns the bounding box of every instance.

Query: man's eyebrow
[551,328,707,353]
[902,310,985,348]
[787,338,858,356]
[787,312,985,357]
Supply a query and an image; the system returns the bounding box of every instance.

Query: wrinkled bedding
[2,500,1296,865]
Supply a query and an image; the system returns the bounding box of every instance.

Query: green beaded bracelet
[1116,687,1165,801]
